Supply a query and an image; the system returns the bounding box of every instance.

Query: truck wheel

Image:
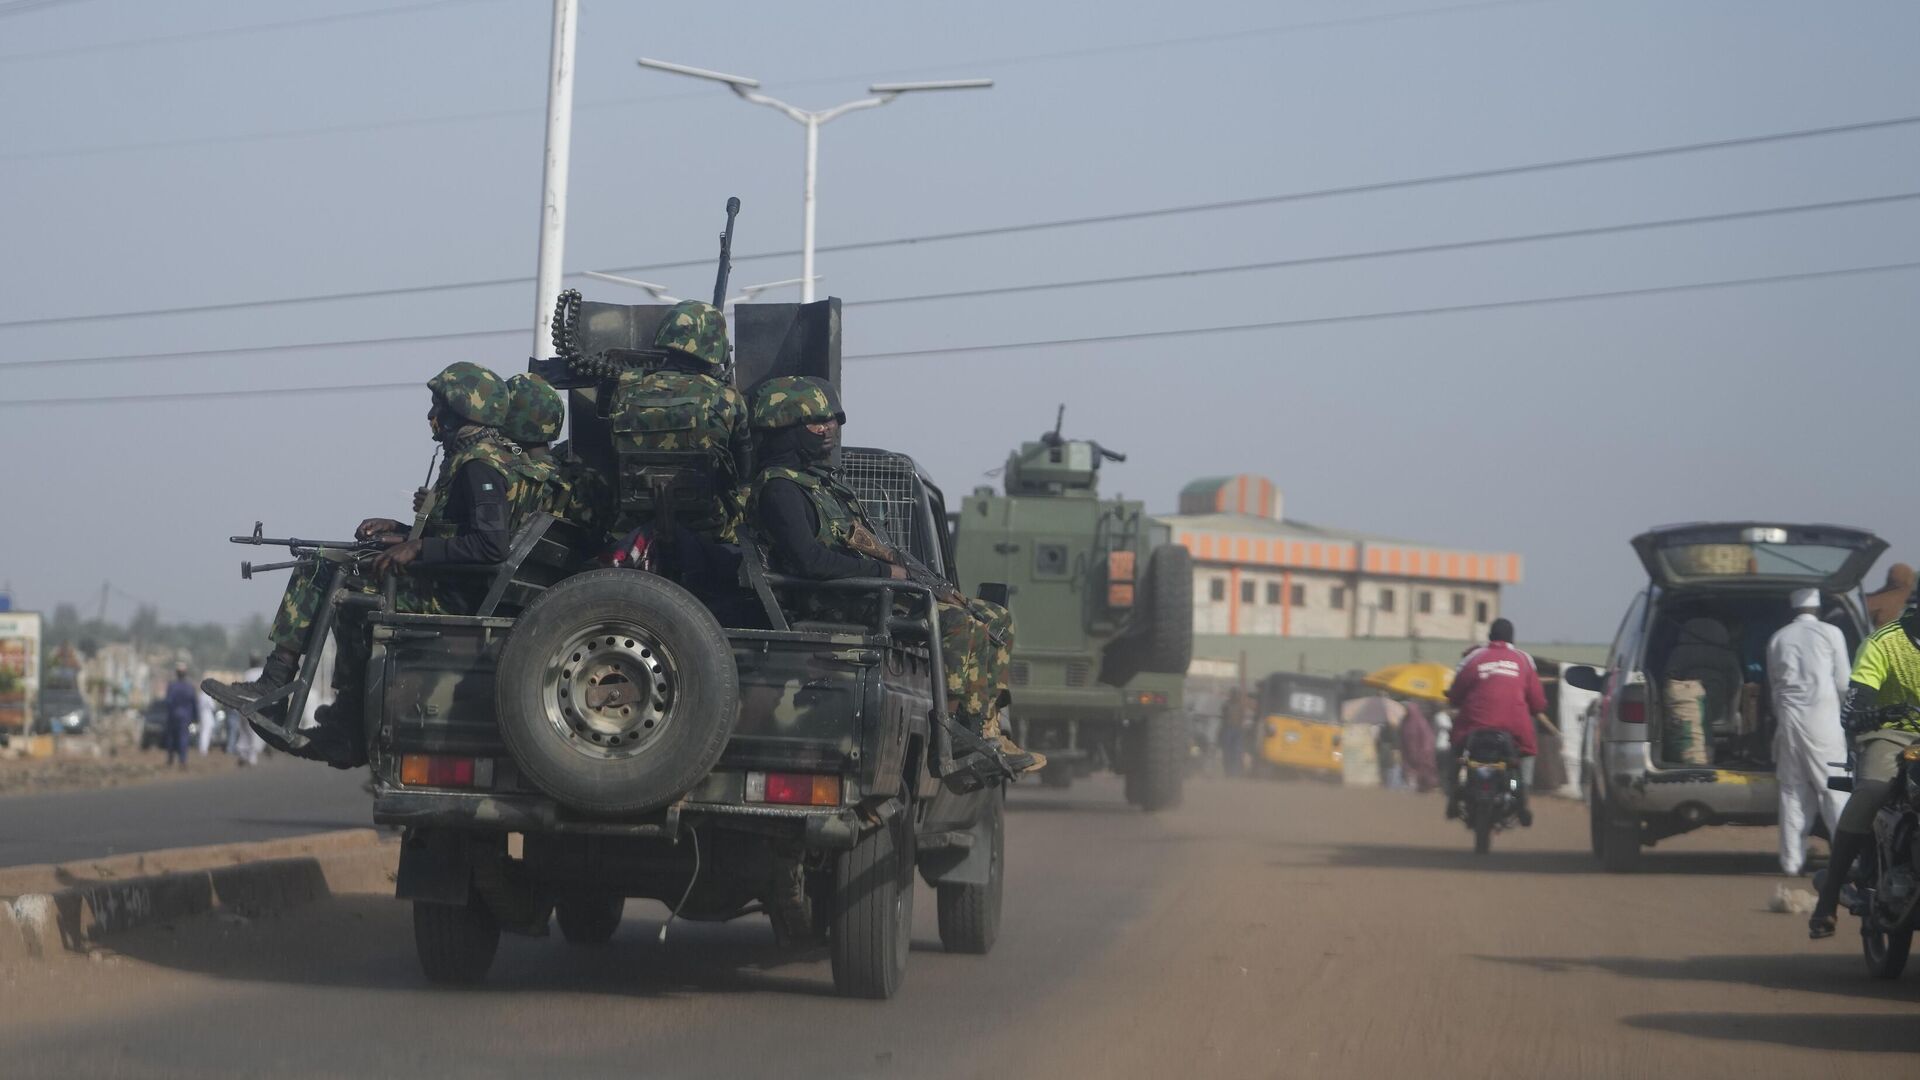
[1596,799,1641,873]
[936,793,1004,955]
[830,803,915,999]
[495,569,739,816]
[1141,545,1194,674]
[555,893,624,945]
[1136,710,1187,812]
[413,894,500,985]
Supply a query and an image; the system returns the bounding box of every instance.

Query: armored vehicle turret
[953,409,1195,809]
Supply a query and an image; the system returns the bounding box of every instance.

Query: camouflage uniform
[269,364,541,653]
[607,300,751,541]
[746,377,1011,735]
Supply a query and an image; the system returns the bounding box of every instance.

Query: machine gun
[1037,404,1127,464]
[229,522,387,579]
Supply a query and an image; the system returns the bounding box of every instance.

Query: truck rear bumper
[372,789,865,849]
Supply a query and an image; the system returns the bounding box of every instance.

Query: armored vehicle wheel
[555,893,625,945]
[1135,710,1187,812]
[495,569,739,816]
[1141,544,1194,674]
[936,792,1004,955]
[413,894,500,985]
[831,800,915,999]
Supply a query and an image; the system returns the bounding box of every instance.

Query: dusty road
[2,775,1913,1078]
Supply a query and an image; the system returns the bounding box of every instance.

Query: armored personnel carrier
[953,410,1194,809]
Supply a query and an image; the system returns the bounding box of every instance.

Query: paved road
[0,759,372,866]
[3,775,1916,1078]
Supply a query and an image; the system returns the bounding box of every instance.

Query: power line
[0,0,506,62]
[5,258,1914,407]
[5,328,523,370]
[11,187,1919,369]
[7,110,1919,331]
[0,0,96,18]
[2,0,1551,156]
[841,189,1920,308]
[842,259,1920,362]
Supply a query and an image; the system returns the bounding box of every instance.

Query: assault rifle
[847,522,1009,650]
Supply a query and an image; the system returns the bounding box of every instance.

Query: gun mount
[1004,405,1127,498]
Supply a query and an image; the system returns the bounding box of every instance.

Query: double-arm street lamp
[637,58,991,303]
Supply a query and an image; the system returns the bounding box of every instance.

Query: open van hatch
[1632,522,1886,591]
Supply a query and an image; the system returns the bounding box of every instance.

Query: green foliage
[41,602,260,671]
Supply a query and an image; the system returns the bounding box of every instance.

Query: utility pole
[531,0,579,359]
[636,58,991,303]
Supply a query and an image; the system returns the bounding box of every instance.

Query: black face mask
[794,425,833,463]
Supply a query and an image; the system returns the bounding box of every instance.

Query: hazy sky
[2,0,1917,643]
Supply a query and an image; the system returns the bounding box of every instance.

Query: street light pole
[531,0,579,359]
[636,59,990,303]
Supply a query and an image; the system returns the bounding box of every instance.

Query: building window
[1452,592,1466,616]
[1417,590,1433,614]
[1209,579,1225,602]
[1291,583,1306,607]
[1240,580,1255,604]
[1265,582,1281,606]
[1330,586,1347,610]
[1379,588,1396,613]
[1476,600,1490,623]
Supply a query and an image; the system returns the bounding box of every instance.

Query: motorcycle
[1457,729,1523,855]
[1823,707,1920,979]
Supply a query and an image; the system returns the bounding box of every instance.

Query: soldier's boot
[981,712,1045,776]
[295,701,368,770]
[201,648,299,721]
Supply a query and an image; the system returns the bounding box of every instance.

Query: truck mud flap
[396,829,475,906]
[917,790,996,888]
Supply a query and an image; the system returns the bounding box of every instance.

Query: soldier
[745,375,1042,774]
[606,299,751,542]
[203,362,541,766]
[502,372,566,516]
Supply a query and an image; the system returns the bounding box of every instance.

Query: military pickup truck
[249,297,1008,1000]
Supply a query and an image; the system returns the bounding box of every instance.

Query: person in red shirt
[1444,618,1548,826]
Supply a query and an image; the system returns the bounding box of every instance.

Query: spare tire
[1139,544,1194,675]
[495,568,738,815]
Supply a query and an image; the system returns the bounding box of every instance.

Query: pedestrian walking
[1767,588,1851,876]
[162,665,196,768]
[195,683,218,756]
[1400,698,1439,792]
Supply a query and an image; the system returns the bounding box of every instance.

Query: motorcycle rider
[1444,618,1548,826]
[1808,585,1920,938]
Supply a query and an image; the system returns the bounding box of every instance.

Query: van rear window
[1656,542,1856,581]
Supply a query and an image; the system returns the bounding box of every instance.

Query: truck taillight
[1130,691,1168,707]
[1618,701,1646,725]
[746,771,842,807]
[400,754,485,788]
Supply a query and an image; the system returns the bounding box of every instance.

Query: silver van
[1571,522,1885,872]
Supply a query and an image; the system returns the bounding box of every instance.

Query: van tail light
[1619,701,1646,725]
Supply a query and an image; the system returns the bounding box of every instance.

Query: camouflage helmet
[749,376,845,431]
[502,373,564,446]
[652,299,729,368]
[426,362,507,428]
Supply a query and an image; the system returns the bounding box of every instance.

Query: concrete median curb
[0,829,399,963]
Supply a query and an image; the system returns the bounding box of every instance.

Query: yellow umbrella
[1363,662,1454,702]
